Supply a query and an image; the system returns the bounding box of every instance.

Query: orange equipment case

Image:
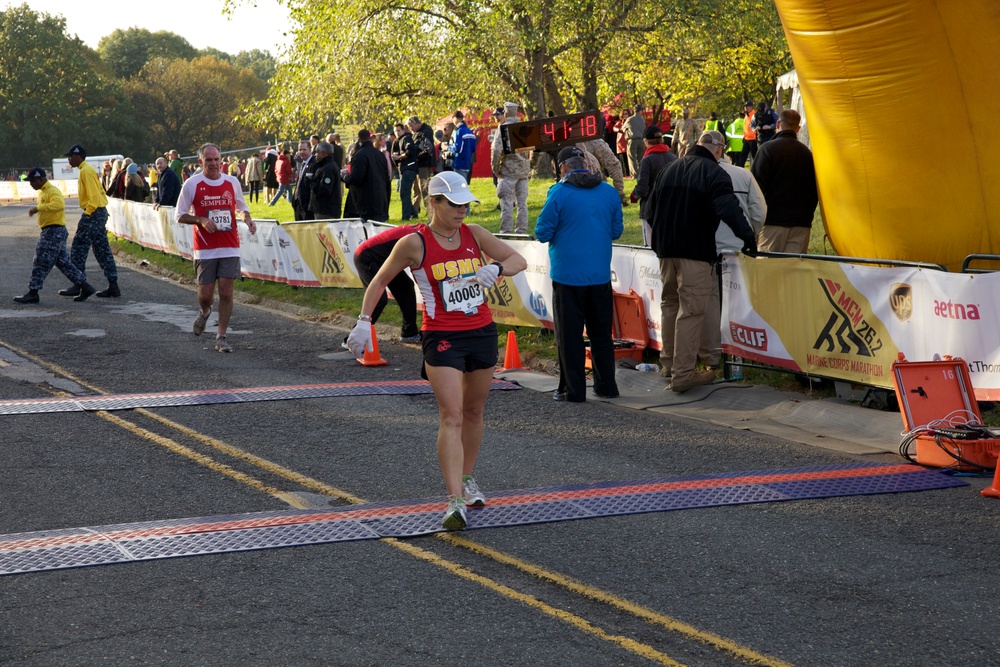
[891,354,1000,471]
[585,290,649,369]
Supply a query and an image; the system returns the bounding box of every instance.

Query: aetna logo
[934,300,980,320]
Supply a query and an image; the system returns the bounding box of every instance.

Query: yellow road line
[387,537,685,667]
[439,534,792,667]
[0,338,790,666]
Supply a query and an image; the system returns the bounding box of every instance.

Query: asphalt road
[1,201,998,666]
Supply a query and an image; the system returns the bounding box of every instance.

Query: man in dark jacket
[292,140,314,221]
[630,124,677,246]
[751,109,818,253]
[342,129,391,221]
[153,157,181,209]
[307,142,342,219]
[647,131,757,393]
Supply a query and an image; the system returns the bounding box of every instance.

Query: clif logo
[934,300,981,320]
[889,283,912,322]
[729,322,767,350]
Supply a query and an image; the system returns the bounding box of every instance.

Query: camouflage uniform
[70,207,118,282]
[491,115,531,234]
[580,139,628,206]
[31,226,87,291]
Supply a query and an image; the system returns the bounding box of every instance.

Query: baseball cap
[428,171,479,205]
[744,100,754,108]
[492,107,504,117]
[643,125,663,140]
[26,167,46,181]
[556,145,585,166]
[63,144,87,157]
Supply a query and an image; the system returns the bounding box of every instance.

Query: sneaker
[399,334,421,344]
[442,497,467,531]
[214,336,232,353]
[462,475,486,507]
[193,306,212,336]
[341,335,350,350]
[73,283,96,302]
[670,370,716,393]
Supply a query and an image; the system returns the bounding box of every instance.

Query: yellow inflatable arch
[774,0,1000,270]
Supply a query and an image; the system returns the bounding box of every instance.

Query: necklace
[429,226,456,242]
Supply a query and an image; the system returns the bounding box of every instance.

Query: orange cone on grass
[358,323,387,366]
[500,330,528,372]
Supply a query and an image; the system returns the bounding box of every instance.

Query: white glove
[347,319,372,357]
[475,263,501,289]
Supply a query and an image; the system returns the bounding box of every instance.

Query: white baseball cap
[428,171,479,205]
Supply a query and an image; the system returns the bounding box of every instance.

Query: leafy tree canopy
[0,4,144,169]
[233,0,790,136]
[97,27,198,79]
[124,56,268,157]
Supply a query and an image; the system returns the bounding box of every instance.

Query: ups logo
[889,283,912,322]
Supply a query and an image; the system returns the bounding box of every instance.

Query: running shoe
[193,306,212,336]
[442,496,468,531]
[462,475,486,507]
[214,336,232,353]
[399,334,421,344]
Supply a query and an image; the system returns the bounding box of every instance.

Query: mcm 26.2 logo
[814,278,883,356]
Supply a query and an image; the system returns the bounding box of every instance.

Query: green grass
[113,174,834,391]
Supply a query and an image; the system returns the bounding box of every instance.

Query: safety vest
[726,119,744,152]
[705,119,722,133]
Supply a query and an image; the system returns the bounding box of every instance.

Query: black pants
[736,140,757,168]
[248,180,261,203]
[355,250,419,338]
[552,281,618,402]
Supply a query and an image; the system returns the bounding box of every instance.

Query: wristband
[359,314,372,322]
[490,261,503,276]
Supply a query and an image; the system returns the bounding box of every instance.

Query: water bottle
[730,357,744,380]
[635,363,659,372]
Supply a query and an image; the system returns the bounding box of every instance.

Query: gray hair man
[697,130,767,370]
[646,131,756,392]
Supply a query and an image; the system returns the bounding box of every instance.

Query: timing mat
[0,463,964,576]
[0,380,521,416]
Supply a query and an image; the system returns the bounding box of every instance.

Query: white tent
[775,69,809,148]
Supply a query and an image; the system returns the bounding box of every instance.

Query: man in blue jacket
[449,110,477,183]
[535,145,624,403]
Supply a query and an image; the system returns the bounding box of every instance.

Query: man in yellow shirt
[59,144,121,298]
[13,168,96,304]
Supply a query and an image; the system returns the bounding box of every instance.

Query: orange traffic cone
[358,323,388,366]
[500,330,528,372]
[981,462,1000,498]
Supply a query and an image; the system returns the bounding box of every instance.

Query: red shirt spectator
[276,152,292,185]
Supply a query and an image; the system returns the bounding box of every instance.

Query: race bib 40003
[441,275,484,315]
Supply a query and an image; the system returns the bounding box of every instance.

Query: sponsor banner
[0,179,76,201]
[280,219,367,288]
[723,254,1000,399]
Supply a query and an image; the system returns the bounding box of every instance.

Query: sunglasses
[433,196,469,209]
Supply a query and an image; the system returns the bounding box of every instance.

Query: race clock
[500,110,605,154]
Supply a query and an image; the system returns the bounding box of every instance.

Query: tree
[124,56,268,155]
[0,4,144,169]
[232,0,791,135]
[232,49,277,83]
[97,28,198,79]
